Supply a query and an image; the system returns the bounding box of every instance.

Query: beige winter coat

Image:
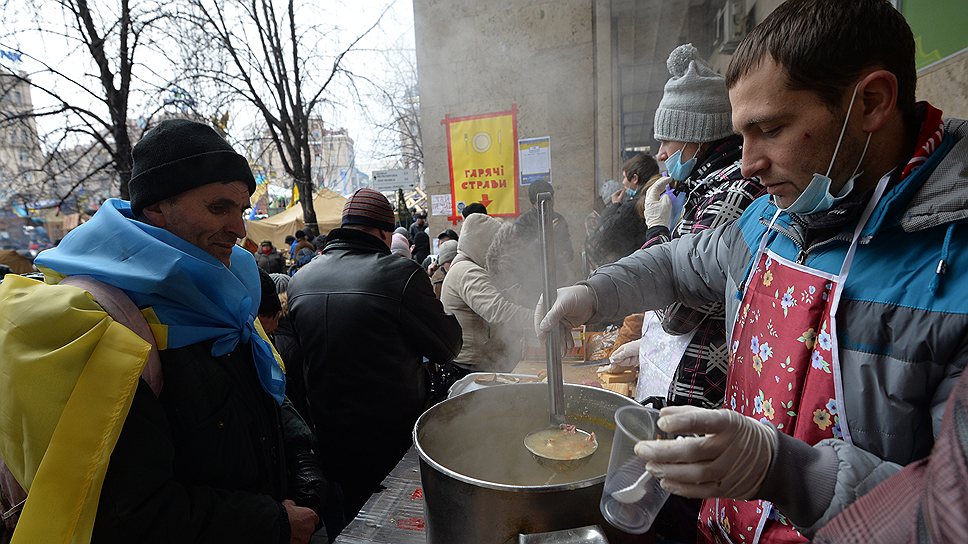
[441,214,534,372]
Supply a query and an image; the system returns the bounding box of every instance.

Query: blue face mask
[626,188,639,198]
[780,83,872,215]
[664,145,700,182]
[782,175,858,215]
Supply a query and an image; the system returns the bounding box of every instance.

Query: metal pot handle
[510,524,610,543]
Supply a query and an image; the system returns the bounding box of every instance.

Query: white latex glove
[633,405,777,500]
[534,285,596,345]
[643,176,674,229]
[607,338,642,372]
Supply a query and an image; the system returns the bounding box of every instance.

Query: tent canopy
[244,188,347,249]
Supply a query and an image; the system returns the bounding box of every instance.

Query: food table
[333,447,426,544]
[333,361,627,544]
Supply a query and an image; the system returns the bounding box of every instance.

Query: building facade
[0,69,44,209]
[249,117,368,197]
[414,0,968,276]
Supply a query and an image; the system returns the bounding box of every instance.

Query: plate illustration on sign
[472,132,491,153]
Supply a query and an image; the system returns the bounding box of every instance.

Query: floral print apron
[698,175,890,544]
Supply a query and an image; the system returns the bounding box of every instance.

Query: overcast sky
[0,0,416,176]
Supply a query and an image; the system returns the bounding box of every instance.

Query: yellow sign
[443,107,519,219]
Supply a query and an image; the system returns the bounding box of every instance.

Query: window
[12,90,21,104]
[19,149,29,162]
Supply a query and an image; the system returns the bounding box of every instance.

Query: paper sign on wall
[431,193,453,216]
[519,136,551,186]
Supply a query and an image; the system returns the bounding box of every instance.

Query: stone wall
[917,50,968,120]
[414,0,598,276]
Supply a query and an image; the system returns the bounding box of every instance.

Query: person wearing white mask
[536,1,968,542]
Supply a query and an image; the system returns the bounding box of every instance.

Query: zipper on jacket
[799,234,854,263]
[757,217,807,255]
[759,216,856,265]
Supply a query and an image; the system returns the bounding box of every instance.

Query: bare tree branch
[0,0,172,208]
[179,0,386,236]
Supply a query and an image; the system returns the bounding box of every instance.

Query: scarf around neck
[34,198,286,404]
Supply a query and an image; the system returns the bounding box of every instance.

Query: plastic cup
[600,405,670,534]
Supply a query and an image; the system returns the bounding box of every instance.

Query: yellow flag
[249,181,268,209]
[288,183,300,209]
[0,275,149,544]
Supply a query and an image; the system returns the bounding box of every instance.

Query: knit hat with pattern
[129,119,255,215]
[653,44,733,143]
[342,188,395,232]
[269,272,290,294]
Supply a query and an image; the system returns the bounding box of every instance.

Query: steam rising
[416,383,629,487]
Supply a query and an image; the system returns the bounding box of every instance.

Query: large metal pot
[414,383,641,543]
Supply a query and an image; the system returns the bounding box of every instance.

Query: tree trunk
[116,137,133,201]
[298,177,319,237]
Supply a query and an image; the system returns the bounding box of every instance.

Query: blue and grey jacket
[585,118,968,536]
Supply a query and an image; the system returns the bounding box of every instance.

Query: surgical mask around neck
[664,144,701,182]
[779,84,873,215]
[626,188,639,198]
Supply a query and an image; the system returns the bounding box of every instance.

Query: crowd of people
[0,1,966,543]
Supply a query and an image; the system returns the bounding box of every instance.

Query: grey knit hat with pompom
[653,44,733,143]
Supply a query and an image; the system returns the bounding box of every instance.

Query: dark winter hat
[528,180,554,205]
[342,188,395,232]
[257,268,282,316]
[129,119,255,215]
[461,202,488,218]
[437,228,459,241]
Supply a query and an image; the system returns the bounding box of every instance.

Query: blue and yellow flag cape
[35,198,285,403]
[0,198,285,543]
[0,274,151,543]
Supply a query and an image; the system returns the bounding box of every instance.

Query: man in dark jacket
[408,210,427,241]
[510,180,575,305]
[0,119,323,544]
[287,188,462,536]
[256,240,287,274]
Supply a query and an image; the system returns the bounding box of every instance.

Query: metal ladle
[524,192,598,471]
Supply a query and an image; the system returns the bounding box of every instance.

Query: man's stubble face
[145,181,250,266]
[730,59,869,208]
